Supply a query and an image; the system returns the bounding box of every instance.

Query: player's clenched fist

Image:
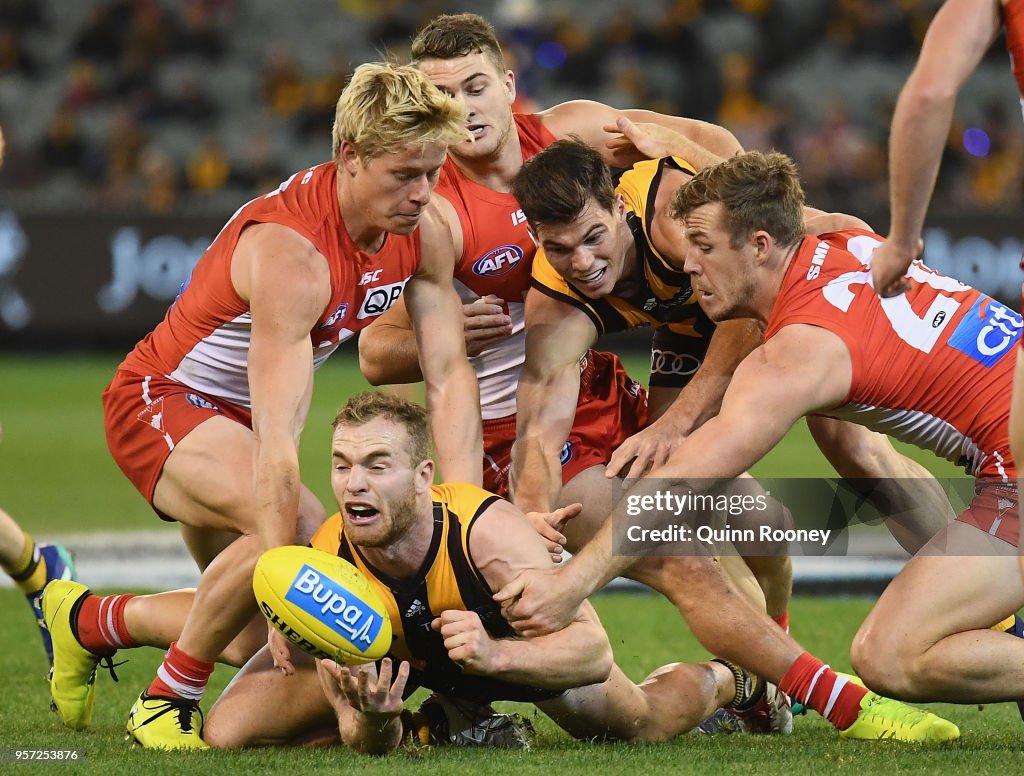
[432,610,500,673]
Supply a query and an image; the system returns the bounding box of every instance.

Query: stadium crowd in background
[7,0,1024,759]
[0,0,1021,216]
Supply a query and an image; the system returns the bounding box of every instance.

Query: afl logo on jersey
[320,303,349,328]
[473,245,524,277]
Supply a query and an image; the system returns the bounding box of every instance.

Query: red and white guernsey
[765,229,1022,481]
[120,163,421,409]
[435,113,556,419]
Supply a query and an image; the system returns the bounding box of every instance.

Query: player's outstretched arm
[541,100,742,169]
[501,325,850,636]
[450,498,612,688]
[510,290,597,515]
[405,205,483,485]
[236,223,330,551]
[317,657,410,756]
[873,0,1001,297]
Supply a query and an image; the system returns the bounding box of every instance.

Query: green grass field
[0,590,1017,774]
[0,352,963,536]
[0,353,1004,772]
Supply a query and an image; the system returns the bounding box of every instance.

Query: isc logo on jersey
[284,564,385,651]
[357,280,407,320]
[473,245,524,277]
[948,295,1023,366]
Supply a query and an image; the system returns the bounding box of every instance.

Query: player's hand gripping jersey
[766,229,1021,482]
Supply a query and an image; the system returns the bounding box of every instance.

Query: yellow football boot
[126,692,209,750]
[839,691,960,743]
[42,580,109,731]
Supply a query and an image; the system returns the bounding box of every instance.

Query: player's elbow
[358,337,390,386]
[902,74,958,111]
[575,625,614,685]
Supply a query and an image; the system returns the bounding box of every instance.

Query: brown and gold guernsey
[531,157,718,387]
[310,483,561,703]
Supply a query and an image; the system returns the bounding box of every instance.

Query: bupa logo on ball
[947,295,1023,367]
[473,245,524,277]
[285,564,383,649]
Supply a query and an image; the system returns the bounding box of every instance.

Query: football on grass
[253,545,392,664]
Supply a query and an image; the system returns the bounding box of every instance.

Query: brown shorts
[102,369,252,515]
[482,350,647,497]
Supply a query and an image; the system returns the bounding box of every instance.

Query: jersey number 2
[821,235,963,354]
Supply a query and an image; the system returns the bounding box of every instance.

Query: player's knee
[850,625,917,700]
[202,710,256,749]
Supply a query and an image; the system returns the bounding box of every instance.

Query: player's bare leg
[538,660,736,741]
[119,589,266,668]
[852,520,1024,702]
[807,415,953,553]
[204,648,337,748]
[151,415,326,666]
[45,414,326,743]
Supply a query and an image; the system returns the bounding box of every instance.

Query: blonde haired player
[42,63,482,749]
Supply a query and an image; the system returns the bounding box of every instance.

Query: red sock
[76,594,139,654]
[779,652,867,730]
[772,611,790,632]
[148,642,215,702]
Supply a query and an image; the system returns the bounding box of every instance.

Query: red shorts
[954,483,1019,547]
[102,369,252,514]
[481,350,647,497]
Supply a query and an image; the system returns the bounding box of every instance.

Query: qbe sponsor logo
[357,279,408,320]
[284,564,383,649]
[947,295,1023,366]
[472,245,523,277]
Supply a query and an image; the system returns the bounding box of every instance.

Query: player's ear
[338,140,362,176]
[505,69,516,104]
[752,230,773,265]
[414,459,434,493]
[614,193,627,219]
